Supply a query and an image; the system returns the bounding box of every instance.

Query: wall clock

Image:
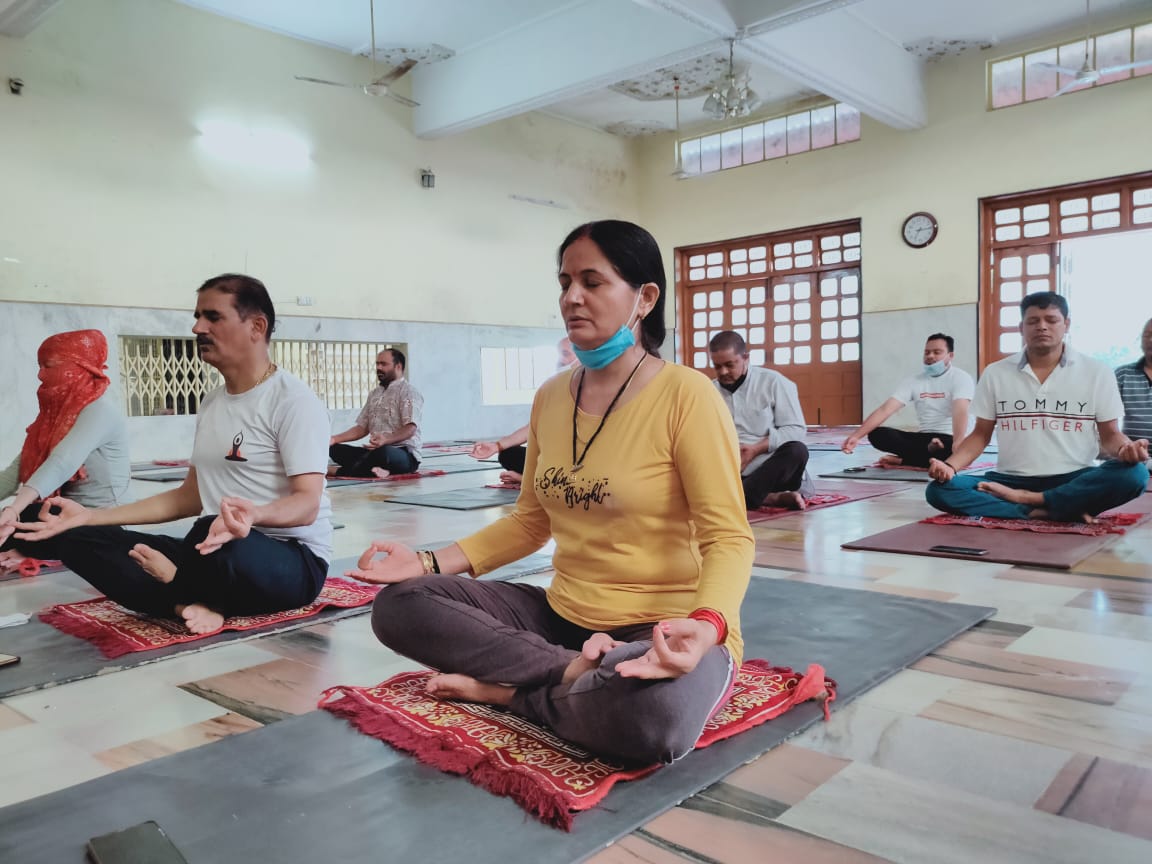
[902,212,938,248]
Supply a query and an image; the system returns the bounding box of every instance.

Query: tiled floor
[2,447,1152,862]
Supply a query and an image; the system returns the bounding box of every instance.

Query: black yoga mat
[383,487,521,510]
[0,576,993,863]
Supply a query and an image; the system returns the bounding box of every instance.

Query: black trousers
[329,443,418,477]
[867,427,953,468]
[498,445,527,474]
[1,501,69,560]
[53,516,327,619]
[741,441,809,509]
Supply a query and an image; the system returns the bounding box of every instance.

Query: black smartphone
[86,821,189,864]
[843,466,867,473]
[0,653,20,668]
[929,545,989,556]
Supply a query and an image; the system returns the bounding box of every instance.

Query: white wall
[0,0,640,327]
[635,10,1152,409]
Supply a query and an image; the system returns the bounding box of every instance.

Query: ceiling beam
[412,0,722,138]
[0,0,61,37]
[742,6,927,129]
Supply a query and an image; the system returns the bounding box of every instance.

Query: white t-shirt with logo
[972,347,1123,476]
[891,365,975,434]
[193,370,333,562]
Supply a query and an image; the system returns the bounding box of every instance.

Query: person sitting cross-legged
[926,292,1148,522]
[842,333,973,468]
[709,330,812,510]
[14,275,333,634]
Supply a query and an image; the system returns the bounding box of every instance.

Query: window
[989,21,1152,109]
[119,336,397,416]
[677,103,860,177]
[480,345,563,406]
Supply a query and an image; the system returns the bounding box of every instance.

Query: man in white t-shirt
[926,292,1149,522]
[842,333,974,467]
[15,275,334,634]
[710,330,813,510]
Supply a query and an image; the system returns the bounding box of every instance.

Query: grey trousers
[371,575,735,765]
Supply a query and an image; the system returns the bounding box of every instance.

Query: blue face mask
[571,293,643,370]
[924,360,948,377]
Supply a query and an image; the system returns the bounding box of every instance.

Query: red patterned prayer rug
[39,578,380,658]
[153,458,191,467]
[921,512,1145,536]
[319,658,835,831]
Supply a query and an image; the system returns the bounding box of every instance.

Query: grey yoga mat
[0,575,993,863]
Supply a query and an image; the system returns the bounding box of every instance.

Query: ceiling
[3,0,1150,137]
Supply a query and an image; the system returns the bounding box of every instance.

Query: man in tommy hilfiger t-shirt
[925,292,1149,522]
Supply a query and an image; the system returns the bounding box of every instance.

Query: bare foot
[128,544,177,583]
[426,673,514,706]
[976,481,1043,506]
[1027,508,1094,523]
[878,454,904,466]
[177,603,225,635]
[760,491,807,510]
[498,470,523,486]
[370,467,391,479]
[927,437,945,453]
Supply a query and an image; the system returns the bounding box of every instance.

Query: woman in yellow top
[350,220,754,764]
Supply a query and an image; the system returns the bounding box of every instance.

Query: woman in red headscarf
[0,330,130,567]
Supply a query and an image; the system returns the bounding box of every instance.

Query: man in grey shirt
[329,348,424,478]
[1115,317,1152,444]
[709,330,812,510]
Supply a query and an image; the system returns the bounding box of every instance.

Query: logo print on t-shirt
[536,465,610,511]
[225,431,248,462]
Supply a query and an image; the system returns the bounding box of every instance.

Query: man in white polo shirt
[710,330,813,510]
[926,292,1148,521]
[842,333,974,467]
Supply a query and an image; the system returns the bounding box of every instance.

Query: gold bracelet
[417,550,433,576]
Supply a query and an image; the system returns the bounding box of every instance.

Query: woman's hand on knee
[346,541,424,584]
[615,618,715,680]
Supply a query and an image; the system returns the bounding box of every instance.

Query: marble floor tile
[792,701,1070,805]
[1005,627,1152,673]
[4,675,230,753]
[93,711,263,771]
[920,681,1152,768]
[0,703,30,731]
[179,657,336,723]
[852,669,962,715]
[0,724,110,808]
[1067,587,1152,617]
[585,834,690,864]
[633,806,893,864]
[719,743,850,806]
[778,761,1152,864]
[1035,755,1152,841]
[911,637,1136,704]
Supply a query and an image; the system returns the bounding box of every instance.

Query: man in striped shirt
[1115,318,1152,443]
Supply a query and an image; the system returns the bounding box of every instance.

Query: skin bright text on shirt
[537,465,612,511]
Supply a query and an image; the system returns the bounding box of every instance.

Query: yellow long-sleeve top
[457,362,755,663]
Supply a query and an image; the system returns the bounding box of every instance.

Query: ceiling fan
[294,0,419,107]
[1036,0,1152,97]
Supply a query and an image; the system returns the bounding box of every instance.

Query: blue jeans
[925,460,1149,521]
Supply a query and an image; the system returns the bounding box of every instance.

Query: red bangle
[688,608,728,645]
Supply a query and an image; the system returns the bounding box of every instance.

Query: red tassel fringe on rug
[319,658,835,831]
[39,577,380,658]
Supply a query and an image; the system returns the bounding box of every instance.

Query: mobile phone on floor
[843,466,867,473]
[0,653,19,668]
[86,821,189,864]
[929,545,989,556]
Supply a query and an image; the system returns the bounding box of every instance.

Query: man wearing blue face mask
[842,333,974,468]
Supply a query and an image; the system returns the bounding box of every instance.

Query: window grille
[118,336,402,416]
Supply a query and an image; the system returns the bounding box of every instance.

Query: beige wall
[635,13,1152,317]
[0,0,640,328]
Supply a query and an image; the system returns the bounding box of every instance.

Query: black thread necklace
[571,352,647,473]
